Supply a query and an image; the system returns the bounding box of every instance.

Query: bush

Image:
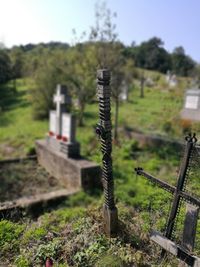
[26,146,36,156]
[31,52,67,120]
[180,119,192,134]
[162,120,173,134]
[35,241,61,264]
[0,220,24,255]
[14,255,30,267]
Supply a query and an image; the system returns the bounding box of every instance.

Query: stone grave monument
[181,87,200,121]
[166,70,177,87]
[119,80,128,101]
[36,84,101,190]
[48,84,80,157]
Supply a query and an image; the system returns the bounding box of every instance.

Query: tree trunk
[140,78,144,98]
[13,79,17,93]
[114,96,119,141]
[78,103,85,127]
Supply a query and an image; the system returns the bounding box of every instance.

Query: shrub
[14,255,30,267]
[31,53,67,120]
[22,225,48,245]
[26,145,36,156]
[0,220,24,255]
[180,119,192,134]
[162,120,173,134]
[35,240,61,264]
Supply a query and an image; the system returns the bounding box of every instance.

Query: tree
[31,49,68,119]
[9,46,24,89]
[134,37,171,73]
[0,49,12,84]
[171,46,196,76]
[66,42,97,126]
[89,1,134,141]
[124,37,171,73]
[140,71,145,98]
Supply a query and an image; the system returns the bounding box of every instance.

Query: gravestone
[36,84,101,191]
[166,70,171,83]
[181,88,200,121]
[47,84,80,157]
[119,80,128,101]
[166,70,177,87]
[145,77,154,87]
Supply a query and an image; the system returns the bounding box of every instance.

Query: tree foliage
[171,46,196,76]
[0,49,12,84]
[31,49,68,119]
[124,38,196,76]
[0,2,197,127]
[66,43,97,126]
[125,37,171,73]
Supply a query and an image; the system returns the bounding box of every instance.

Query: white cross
[53,85,66,117]
[53,84,67,135]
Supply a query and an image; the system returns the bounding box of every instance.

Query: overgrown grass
[0,79,48,159]
[0,73,200,265]
[0,204,179,266]
[0,161,63,201]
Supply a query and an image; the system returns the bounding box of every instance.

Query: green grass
[0,79,48,159]
[0,204,178,266]
[1,75,199,212]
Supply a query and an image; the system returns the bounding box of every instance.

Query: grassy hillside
[0,79,48,158]
[0,72,200,266]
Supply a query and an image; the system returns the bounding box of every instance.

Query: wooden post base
[103,204,118,237]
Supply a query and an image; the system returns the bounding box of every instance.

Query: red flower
[62,136,68,142]
[45,257,53,267]
[56,135,62,140]
[49,131,54,136]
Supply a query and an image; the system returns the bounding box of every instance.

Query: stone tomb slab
[185,96,199,109]
[181,89,200,121]
[62,113,76,143]
[36,139,101,190]
[50,111,57,135]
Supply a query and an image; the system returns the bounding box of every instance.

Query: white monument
[48,84,80,157]
[166,71,178,87]
[119,81,129,101]
[181,88,200,121]
[35,83,101,191]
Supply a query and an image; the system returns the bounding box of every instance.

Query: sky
[0,0,200,62]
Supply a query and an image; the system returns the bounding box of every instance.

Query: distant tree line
[0,37,198,130]
[0,37,197,87]
[123,37,196,76]
[0,42,70,85]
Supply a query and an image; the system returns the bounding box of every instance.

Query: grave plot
[0,159,64,202]
[0,83,101,219]
[0,158,79,219]
[36,84,101,190]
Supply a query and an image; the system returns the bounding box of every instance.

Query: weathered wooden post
[96,69,118,237]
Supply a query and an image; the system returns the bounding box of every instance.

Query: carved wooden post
[96,69,118,236]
